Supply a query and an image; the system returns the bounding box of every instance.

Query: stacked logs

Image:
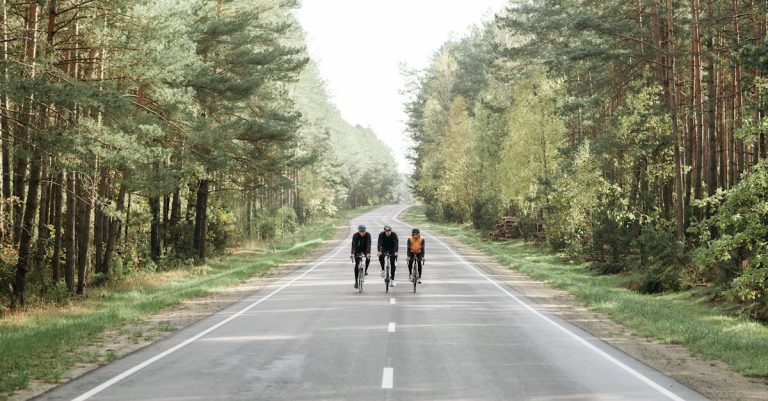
[488,217,522,240]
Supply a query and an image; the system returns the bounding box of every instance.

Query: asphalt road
[35,205,710,401]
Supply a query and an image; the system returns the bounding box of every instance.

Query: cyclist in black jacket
[377,224,399,286]
[350,224,371,288]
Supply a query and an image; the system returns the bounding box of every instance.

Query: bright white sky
[295,0,509,173]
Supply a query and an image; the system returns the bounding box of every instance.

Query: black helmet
[412,228,420,234]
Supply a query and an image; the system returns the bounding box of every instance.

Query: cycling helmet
[383,224,392,231]
[357,224,366,231]
[412,228,420,234]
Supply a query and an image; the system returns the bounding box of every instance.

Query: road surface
[35,205,709,401]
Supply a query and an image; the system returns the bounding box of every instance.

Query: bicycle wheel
[384,258,390,293]
[358,264,364,294]
[412,258,418,293]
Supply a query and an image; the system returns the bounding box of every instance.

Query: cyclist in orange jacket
[407,228,425,284]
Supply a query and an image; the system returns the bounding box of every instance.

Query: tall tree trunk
[186,181,196,224]
[705,1,718,196]
[149,195,161,261]
[12,148,42,307]
[169,187,181,248]
[665,0,685,240]
[64,171,75,292]
[12,152,28,243]
[33,159,50,278]
[193,179,209,261]
[691,0,704,210]
[162,194,170,250]
[13,2,41,244]
[0,0,9,238]
[101,172,127,274]
[75,172,91,295]
[0,95,9,238]
[93,166,109,273]
[719,62,728,190]
[246,193,253,238]
[51,171,63,283]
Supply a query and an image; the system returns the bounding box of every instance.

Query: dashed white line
[390,298,396,305]
[388,322,396,332]
[382,367,394,389]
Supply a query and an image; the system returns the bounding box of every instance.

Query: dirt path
[13,219,768,400]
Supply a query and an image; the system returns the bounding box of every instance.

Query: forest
[406,0,768,320]
[0,0,401,309]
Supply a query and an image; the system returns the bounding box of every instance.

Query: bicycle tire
[384,255,390,293]
[412,258,419,293]
[357,258,364,294]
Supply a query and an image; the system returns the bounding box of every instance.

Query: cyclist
[407,228,425,284]
[350,224,371,288]
[377,224,399,287]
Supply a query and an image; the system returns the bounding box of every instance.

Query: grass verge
[401,206,768,377]
[0,208,366,400]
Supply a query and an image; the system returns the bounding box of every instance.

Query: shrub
[634,224,683,293]
[691,160,768,319]
[471,190,504,231]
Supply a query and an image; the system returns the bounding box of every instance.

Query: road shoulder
[12,223,351,401]
[432,232,768,401]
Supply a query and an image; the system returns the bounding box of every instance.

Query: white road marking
[392,213,688,401]
[388,322,396,332]
[72,241,351,401]
[390,298,396,305]
[382,367,394,389]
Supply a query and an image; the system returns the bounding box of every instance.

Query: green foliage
[691,160,768,319]
[471,190,505,230]
[207,206,237,255]
[293,61,400,211]
[634,225,683,294]
[255,207,298,241]
[545,141,604,257]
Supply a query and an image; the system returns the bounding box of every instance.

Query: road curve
[34,205,709,401]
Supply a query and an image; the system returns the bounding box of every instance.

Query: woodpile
[488,217,522,240]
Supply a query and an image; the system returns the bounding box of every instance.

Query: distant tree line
[407,0,768,319]
[0,0,400,308]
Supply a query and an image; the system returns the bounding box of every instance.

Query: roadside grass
[402,206,768,377]
[0,208,365,400]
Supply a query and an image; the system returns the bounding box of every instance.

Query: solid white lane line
[388,322,396,333]
[390,298,396,305]
[73,241,351,401]
[392,213,687,401]
[382,368,394,389]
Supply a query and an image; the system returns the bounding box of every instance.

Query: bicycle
[383,251,391,293]
[409,256,423,293]
[355,252,365,294]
